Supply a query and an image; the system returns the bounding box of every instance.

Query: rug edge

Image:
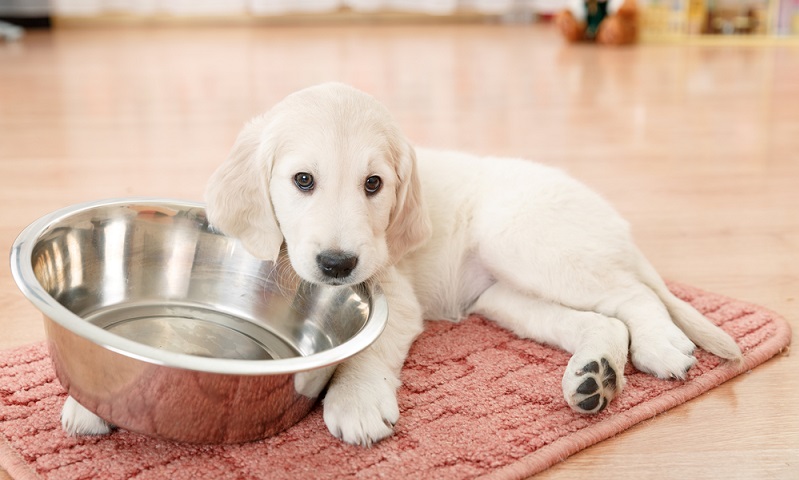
[0,435,43,480]
[482,305,793,480]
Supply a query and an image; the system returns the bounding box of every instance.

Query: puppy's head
[205,83,431,286]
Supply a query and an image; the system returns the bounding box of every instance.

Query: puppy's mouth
[318,277,355,286]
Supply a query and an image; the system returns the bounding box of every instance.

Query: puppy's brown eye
[364,175,382,195]
[294,172,314,191]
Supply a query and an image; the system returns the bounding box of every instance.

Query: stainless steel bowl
[10,198,387,444]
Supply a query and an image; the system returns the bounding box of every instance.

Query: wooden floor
[1,23,797,479]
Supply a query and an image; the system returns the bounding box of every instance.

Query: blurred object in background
[701,0,770,35]
[776,0,799,33]
[555,0,639,45]
[0,0,48,41]
[639,0,687,37]
[639,0,799,39]
[43,0,553,16]
[48,0,562,24]
[0,21,23,41]
[0,0,50,34]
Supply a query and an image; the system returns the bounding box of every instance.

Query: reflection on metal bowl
[10,198,387,443]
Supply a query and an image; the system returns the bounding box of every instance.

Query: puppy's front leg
[323,267,423,447]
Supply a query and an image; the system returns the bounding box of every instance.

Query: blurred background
[2,0,798,37]
[0,1,797,480]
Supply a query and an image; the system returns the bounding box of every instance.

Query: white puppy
[61,83,742,446]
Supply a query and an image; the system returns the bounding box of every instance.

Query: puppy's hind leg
[634,249,743,363]
[591,249,740,378]
[594,283,700,380]
[471,284,628,414]
[61,396,113,437]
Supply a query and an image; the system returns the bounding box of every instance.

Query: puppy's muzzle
[316,250,359,280]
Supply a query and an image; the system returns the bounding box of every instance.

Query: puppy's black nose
[316,250,358,279]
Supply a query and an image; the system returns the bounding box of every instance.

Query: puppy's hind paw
[631,337,697,380]
[61,396,113,437]
[563,357,623,414]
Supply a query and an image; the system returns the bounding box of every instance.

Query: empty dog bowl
[10,198,388,443]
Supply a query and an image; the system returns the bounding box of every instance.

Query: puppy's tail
[636,249,743,362]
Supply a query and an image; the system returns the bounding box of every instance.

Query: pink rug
[0,283,791,480]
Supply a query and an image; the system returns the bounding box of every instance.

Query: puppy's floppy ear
[205,115,283,262]
[386,142,432,262]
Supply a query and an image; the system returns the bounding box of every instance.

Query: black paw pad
[577,377,599,395]
[601,358,618,391]
[580,361,600,374]
[577,394,601,411]
[571,357,618,414]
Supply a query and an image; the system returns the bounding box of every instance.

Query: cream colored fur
[60,83,742,446]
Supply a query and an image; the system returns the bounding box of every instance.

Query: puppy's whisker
[272,252,302,300]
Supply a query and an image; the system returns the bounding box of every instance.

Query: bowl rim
[9,197,389,375]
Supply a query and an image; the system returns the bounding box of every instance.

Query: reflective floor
[1,22,797,479]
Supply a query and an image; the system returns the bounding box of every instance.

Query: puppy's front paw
[323,377,399,447]
[563,356,623,414]
[61,396,113,437]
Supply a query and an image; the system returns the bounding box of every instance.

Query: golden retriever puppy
[61,83,741,447]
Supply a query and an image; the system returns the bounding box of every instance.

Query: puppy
[61,83,742,446]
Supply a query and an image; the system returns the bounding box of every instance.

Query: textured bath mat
[0,283,791,480]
